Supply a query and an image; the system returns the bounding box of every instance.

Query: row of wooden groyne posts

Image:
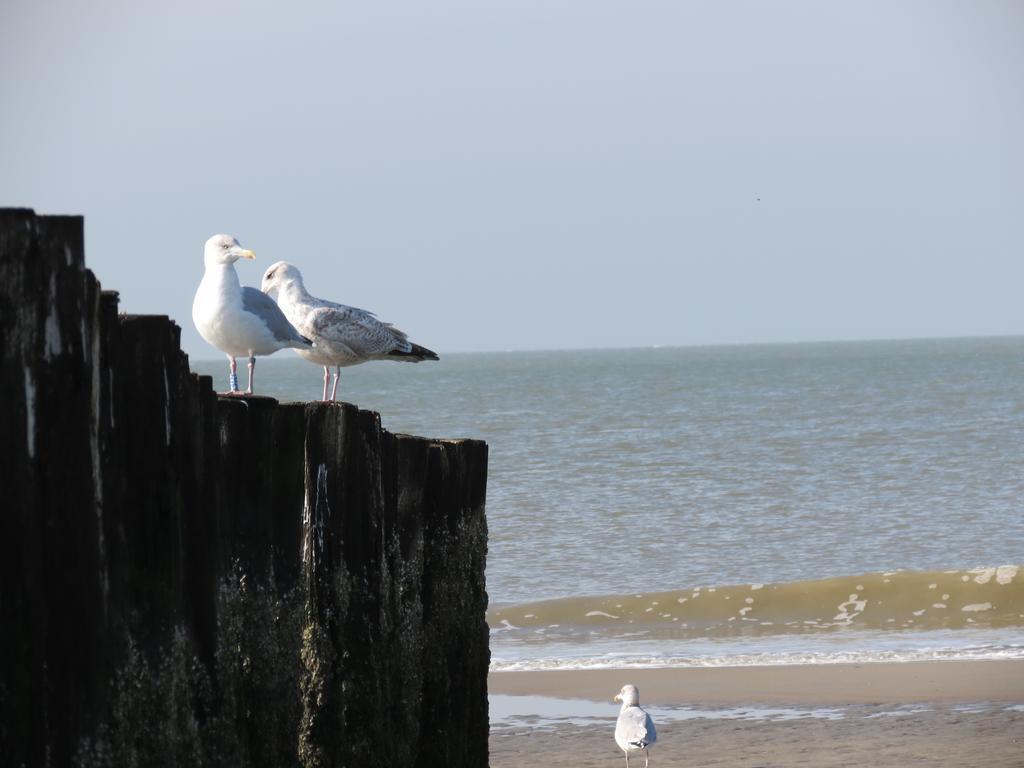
[0,209,490,767]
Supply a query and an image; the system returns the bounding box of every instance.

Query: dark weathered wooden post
[0,209,490,768]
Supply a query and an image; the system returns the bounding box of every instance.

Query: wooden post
[0,209,490,768]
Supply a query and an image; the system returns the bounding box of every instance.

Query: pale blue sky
[2,1,1022,357]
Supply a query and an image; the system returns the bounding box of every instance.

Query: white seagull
[192,235,312,395]
[614,684,657,768]
[260,261,438,402]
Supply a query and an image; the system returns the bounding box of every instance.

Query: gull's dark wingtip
[388,342,439,362]
[411,342,440,361]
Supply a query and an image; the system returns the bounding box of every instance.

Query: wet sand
[489,661,1024,767]
[489,659,1024,704]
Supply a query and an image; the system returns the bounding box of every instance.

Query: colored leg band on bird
[229,372,239,391]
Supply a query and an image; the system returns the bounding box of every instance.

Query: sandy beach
[489,661,1024,767]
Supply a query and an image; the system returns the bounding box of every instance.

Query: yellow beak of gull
[239,248,256,260]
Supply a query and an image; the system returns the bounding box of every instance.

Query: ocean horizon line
[186,331,1024,363]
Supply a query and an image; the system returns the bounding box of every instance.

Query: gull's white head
[204,234,255,267]
[260,260,304,297]
[614,684,640,707]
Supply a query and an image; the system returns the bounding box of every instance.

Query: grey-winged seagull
[260,261,438,402]
[192,235,312,395]
[614,684,657,768]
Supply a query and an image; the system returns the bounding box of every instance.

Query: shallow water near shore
[490,693,848,729]
[489,693,1024,730]
[194,336,1024,668]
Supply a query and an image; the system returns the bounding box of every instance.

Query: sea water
[193,336,1024,669]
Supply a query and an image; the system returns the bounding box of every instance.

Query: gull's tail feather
[388,342,439,362]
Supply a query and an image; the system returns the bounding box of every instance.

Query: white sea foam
[490,641,1024,672]
[489,621,1024,672]
[996,566,1018,585]
[833,594,867,624]
[971,567,996,585]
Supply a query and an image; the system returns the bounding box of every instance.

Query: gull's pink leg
[245,355,255,394]
[322,366,329,401]
[330,366,340,402]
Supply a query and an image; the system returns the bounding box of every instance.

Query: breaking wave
[489,566,1023,641]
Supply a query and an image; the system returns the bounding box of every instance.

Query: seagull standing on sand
[614,684,657,768]
[260,261,439,402]
[192,235,312,395]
